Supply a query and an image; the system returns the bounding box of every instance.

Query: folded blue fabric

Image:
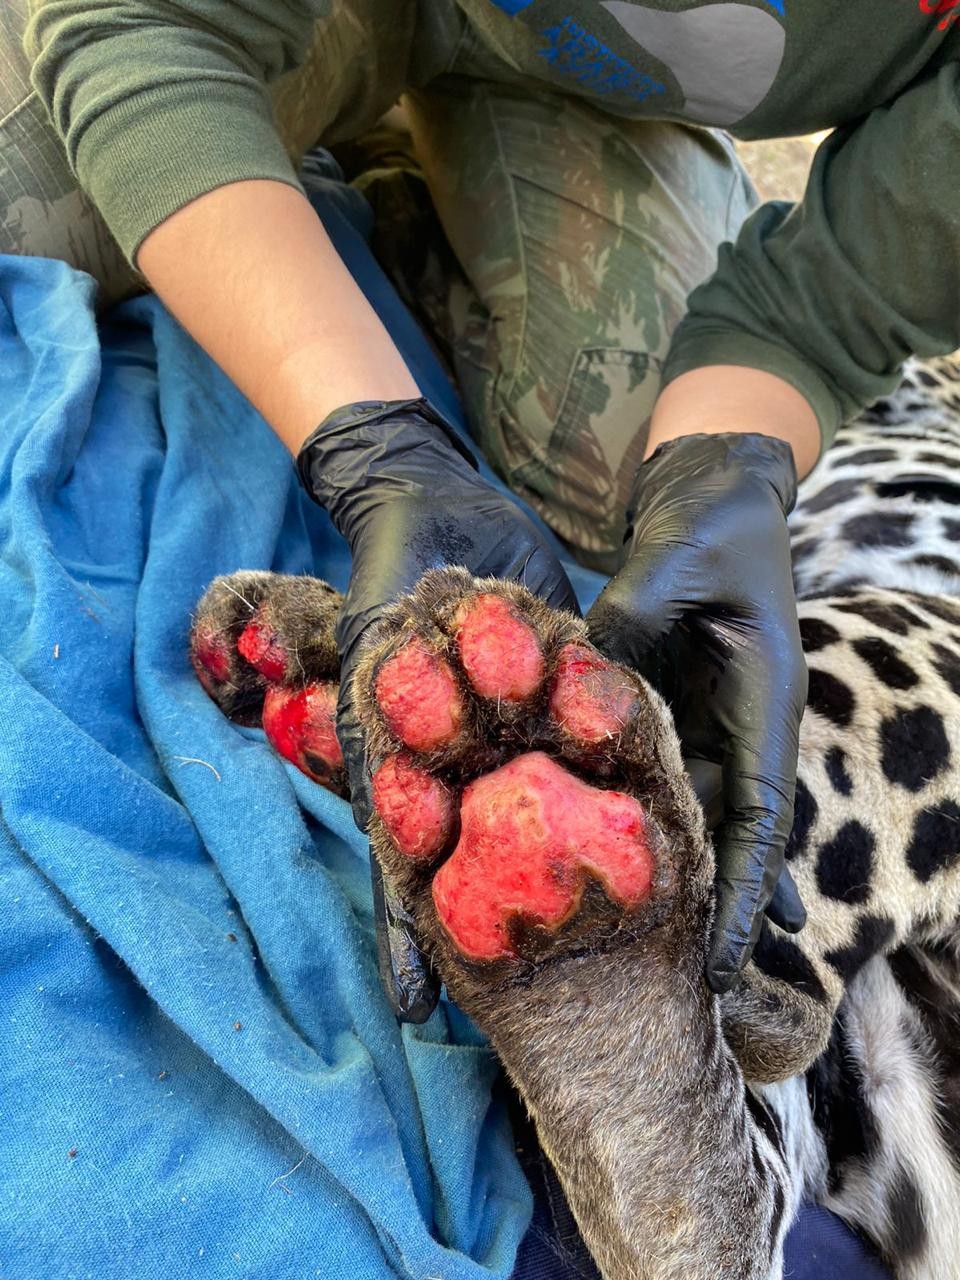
[0,155,887,1280]
[0,162,583,1279]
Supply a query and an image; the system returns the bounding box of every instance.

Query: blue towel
[0,154,888,1280]
[0,163,564,1280]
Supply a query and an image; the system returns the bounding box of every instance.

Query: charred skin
[190,570,346,791]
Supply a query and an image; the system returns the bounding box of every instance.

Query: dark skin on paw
[190,570,346,793]
[190,565,708,982]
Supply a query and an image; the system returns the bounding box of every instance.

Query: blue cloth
[0,155,887,1280]
[0,166,546,1280]
[783,1206,891,1280]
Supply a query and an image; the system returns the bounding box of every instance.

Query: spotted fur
[190,351,960,1279]
[745,352,960,1280]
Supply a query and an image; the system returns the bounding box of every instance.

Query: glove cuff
[630,431,799,526]
[296,397,479,513]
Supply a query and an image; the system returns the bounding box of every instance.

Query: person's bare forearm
[137,180,420,453]
[649,366,821,479]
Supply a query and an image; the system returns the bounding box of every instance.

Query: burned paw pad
[190,572,345,793]
[236,613,290,683]
[433,752,653,961]
[372,755,456,859]
[453,593,545,701]
[374,639,465,753]
[357,570,662,964]
[192,624,234,694]
[262,682,344,788]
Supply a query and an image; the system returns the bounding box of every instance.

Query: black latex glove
[586,432,809,994]
[297,397,577,1022]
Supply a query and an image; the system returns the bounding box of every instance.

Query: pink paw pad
[372,755,456,859]
[191,626,232,693]
[237,614,288,682]
[262,681,343,785]
[374,638,463,752]
[549,644,640,745]
[431,752,653,961]
[454,594,544,701]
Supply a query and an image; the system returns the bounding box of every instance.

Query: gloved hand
[297,397,577,1021]
[586,432,809,994]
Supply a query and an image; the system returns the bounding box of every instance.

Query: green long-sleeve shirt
[25,0,960,447]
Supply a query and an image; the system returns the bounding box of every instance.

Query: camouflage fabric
[3,0,456,305]
[3,0,755,562]
[402,77,756,569]
[0,1,140,303]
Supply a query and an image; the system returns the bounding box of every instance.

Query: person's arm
[660,62,960,452]
[26,1,480,1025]
[589,65,960,991]
[26,0,317,263]
[646,365,820,478]
[26,0,419,449]
[137,180,420,451]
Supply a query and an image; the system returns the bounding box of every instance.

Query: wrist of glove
[298,398,476,1024]
[628,430,797,538]
[587,430,809,994]
[297,396,481,538]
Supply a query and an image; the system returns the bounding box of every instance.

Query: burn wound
[262,682,343,783]
[549,644,639,745]
[191,626,232,691]
[237,615,288,682]
[432,752,653,961]
[374,638,463,752]
[454,593,544,701]
[372,754,456,859]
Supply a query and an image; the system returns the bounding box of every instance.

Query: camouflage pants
[1,2,755,569]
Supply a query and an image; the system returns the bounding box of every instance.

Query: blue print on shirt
[489,0,786,17]
[538,16,667,103]
[487,0,537,12]
[488,2,787,122]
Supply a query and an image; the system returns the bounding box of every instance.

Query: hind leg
[190,571,345,792]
